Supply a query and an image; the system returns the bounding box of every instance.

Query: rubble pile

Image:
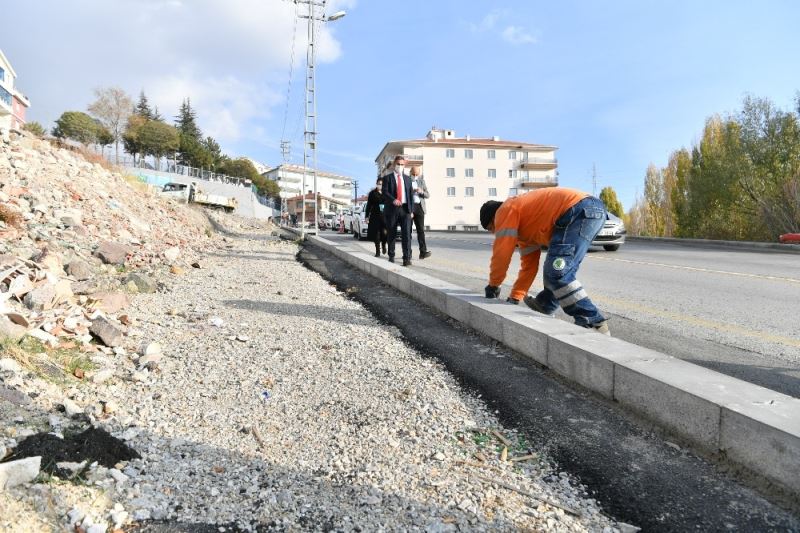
[0,130,210,355]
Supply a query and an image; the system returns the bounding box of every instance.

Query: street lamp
[295,0,346,239]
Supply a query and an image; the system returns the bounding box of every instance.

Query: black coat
[364,188,386,242]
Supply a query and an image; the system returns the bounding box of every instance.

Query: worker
[480,187,610,335]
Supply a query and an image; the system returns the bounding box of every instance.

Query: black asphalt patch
[298,243,800,532]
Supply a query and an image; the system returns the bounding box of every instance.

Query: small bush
[0,203,23,227]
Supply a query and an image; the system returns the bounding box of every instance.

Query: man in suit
[409,165,431,259]
[382,155,414,266]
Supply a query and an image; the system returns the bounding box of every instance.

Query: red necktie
[396,174,403,204]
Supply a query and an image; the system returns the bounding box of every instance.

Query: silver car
[592,212,626,251]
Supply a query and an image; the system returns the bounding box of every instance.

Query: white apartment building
[375,128,558,230]
[263,163,353,209]
[0,49,30,132]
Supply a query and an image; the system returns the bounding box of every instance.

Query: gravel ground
[2,216,626,531]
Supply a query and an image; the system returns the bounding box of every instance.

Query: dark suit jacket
[381,171,414,218]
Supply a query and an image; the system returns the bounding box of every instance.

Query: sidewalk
[1,216,622,532]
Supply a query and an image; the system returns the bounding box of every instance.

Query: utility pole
[293,1,345,239]
[279,140,291,223]
[352,179,358,205]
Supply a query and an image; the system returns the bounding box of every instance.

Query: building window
[447,187,456,196]
[488,188,497,197]
[488,168,496,178]
[487,149,496,159]
[509,150,517,160]
[448,225,457,230]
[465,168,474,178]
[0,86,11,107]
[464,149,473,159]
[0,67,4,82]
[509,188,518,197]
[465,187,474,197]
[446,168,455,177]
[446,148,455,158]
[508,170,517,179]
[454,206,464,210]
[463,225,480,231]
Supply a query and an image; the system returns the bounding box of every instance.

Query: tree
[138,120,179,169]
[643,164,666,236]
[134,90,154,120]
[122,114,147,165]
[177,133,213,168]
[87,86,133,164]
[96,124,115,156]
[218,157,261,182]
[52,111,100,146]
[175,98,202,141]
[599,186,623,217]
[203,136,226,171]
[666,149,692,237]
[22,121,45,137]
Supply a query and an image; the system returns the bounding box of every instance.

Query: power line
[280,2,300,149]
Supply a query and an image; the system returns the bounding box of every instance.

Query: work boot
[592,321,611,336]
[523,295,555,317]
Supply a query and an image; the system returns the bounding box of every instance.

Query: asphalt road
[299,243,800,532]
[324,231,800,399]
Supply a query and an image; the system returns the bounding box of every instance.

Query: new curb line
[292,229,800,500]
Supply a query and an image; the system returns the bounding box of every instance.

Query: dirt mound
[4,427,140,478]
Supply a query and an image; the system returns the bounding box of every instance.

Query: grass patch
[0,335,96,384]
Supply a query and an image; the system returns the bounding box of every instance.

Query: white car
[592,213,626,251]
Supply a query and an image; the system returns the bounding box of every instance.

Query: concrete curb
[291,228,800,500]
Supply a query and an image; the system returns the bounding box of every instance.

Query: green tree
[134,90,154,120]
[52,111,100,146]
[122,114,147,165]
[666,149,692,237]
[87,86,133,164]
[96,124,115,156]
[178,133,213,168]
[643,164,666,236]
[598,186,623,217]
[138,120,179,169]
[22,121,45,137]
[203,136,226,171]
[175,98,202,141]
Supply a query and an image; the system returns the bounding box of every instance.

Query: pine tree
[175,98,202,141]
[134,90,154,120]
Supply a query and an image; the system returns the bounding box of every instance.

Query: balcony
[519,176,558,188]
[519,157,558,170]
[331,182,352,190]
[332,192,352,199]
[279,176,301,183]
[402,154,424,161]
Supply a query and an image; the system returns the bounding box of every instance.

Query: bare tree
[88,87,133,164]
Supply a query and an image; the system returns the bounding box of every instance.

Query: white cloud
[501,26,538,46]
[4,0,352,147]
[469,9,538,46]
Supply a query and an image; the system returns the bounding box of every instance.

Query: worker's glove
[484,285,501,299]
[506,297,519,305]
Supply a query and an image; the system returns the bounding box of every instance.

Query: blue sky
[5,0,800,209]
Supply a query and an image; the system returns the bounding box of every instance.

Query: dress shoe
[388,256,395,263]
[420,251,431,259]
[402,259,412,267]
[374,251,380,257]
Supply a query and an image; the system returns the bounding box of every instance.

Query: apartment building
[263,164,353,207]
[0,49,30,132]
[375,128,558,230]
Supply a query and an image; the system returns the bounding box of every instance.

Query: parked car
[340,209,353,233]
[592,212,626,251]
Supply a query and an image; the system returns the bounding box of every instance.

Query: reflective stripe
[553,280,581,299]
[495,228,518,238]
[519,245,539,257]
[560,289,588,308]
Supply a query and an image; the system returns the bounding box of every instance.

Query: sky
[4,0,800,209]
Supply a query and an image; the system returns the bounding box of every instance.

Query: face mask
[394,165,405,173]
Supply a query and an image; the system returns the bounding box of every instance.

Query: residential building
[285,192,350,223]
[375,128,558,230]
[0,49,30,132]
[263,164,353,206]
